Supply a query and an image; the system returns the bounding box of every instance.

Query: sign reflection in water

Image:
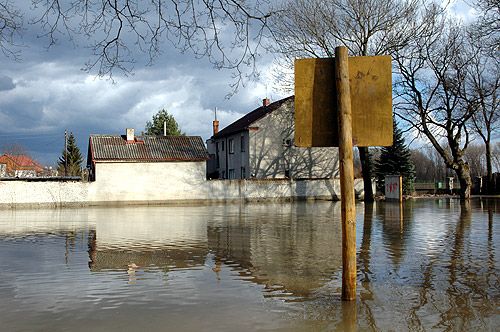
[0,199,498,331]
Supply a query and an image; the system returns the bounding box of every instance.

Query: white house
[206,96,339,180]
[86,129,209,202]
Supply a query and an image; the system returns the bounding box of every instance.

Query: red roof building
[0,154,44,177]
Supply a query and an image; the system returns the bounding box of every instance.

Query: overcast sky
[0,0,475,166]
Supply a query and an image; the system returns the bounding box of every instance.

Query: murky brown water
[0,199,498,331]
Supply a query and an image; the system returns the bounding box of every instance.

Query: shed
[87,129,209,183]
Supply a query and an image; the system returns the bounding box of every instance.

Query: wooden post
[335,46,357,301]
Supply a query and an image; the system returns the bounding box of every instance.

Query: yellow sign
[295,56,393,147]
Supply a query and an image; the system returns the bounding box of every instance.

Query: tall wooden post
[335,46,357,301]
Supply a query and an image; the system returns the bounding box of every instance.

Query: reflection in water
[207,203,342,299]
[0,199,498,331]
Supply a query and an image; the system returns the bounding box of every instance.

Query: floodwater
[0,199,498,331]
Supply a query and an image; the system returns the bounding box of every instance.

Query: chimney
[263,98,270,107]
[213,120,219,135]
[213,107,219,135]
[126,128,135,142]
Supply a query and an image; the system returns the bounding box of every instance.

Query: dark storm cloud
[0,1,286,165]
[0,76,15,91]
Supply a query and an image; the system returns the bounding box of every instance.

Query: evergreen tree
[58,132,83,176]
[145,109,184,136]
[375,118,415,195]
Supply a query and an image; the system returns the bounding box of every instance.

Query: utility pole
[64,129,68,177]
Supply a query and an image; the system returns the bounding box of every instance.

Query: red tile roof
[0,154,44,172]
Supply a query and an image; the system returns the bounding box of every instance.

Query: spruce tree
[374,118,415,195]
[145,109,184,136]
[58,132,83,176]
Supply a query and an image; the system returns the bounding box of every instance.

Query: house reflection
[87,232,207,272]
[208,203,343,298]
[85,203,343,299]
[0,200,498,330]
[87,206,210,272]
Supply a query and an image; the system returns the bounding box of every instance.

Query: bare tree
[426,146,448,181]
[0,0,22,59]
[492,142,500,172]
[460,27,499,193]
[269,0,433,201]
[411,146,450,182]
[473,0,500,50]
[1,0,276,89]
[393,17,476,198]
[1,143,29,156]
[464,144,486,178]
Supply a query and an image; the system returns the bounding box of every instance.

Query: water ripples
[0,199,498,331]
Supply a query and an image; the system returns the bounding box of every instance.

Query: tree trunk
[485,141,493,194]
[358,147,374,201]
[455,162,472,199]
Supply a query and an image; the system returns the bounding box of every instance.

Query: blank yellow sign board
[295,56,393,147]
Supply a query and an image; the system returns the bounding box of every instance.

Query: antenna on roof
[64,129,67,177]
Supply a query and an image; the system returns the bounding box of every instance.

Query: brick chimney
[213,107,219,135]
[213,120,219,135]
[263,98,270,107]
[126,128,135,142]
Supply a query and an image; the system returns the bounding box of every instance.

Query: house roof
[0,154,44,172]
[88,135,209,163]
[213,96,294,139]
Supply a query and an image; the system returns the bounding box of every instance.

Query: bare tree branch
[0,0,23,59]
[4,0,277,88]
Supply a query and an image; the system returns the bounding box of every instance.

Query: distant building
[0,154,44,177]
[206,96,339,180]
[87,128,209,184]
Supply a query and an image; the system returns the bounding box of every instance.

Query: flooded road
[0,199,498,331]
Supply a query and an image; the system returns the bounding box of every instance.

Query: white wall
[0,174,365,208]
[0,181,88,207]
[89,161,208,202]
[250,99,339,179]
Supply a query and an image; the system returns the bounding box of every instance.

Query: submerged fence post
[335,46,357,301]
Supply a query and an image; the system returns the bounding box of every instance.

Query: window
[229,139,234,154]
[215,143,220,168]
[229,169,235,179]
[240,135,245,152]
[241,167,246,179]
[221,141,224,151]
